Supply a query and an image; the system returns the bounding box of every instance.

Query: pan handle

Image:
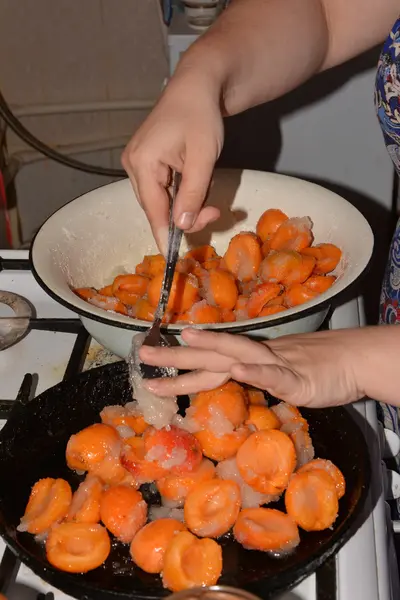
[1,374,33,429]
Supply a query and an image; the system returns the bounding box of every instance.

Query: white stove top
[0,249,397,600]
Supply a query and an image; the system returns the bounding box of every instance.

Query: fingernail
[177,212,195,230]
[139,346,155,357]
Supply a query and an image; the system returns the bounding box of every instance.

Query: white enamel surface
[31,169,374,354]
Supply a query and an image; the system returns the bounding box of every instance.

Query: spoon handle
[155,171,183,321]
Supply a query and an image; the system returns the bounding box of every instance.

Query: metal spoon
[129,171,183,379]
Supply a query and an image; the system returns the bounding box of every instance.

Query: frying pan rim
[0,361,371,599]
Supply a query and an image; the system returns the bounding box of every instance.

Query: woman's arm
[139,325,400,408]
[122,0,398,249]
[180,0,399,116]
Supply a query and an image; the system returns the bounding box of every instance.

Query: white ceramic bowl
[30,169,374,358]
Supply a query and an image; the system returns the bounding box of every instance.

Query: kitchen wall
[0,0,168,245]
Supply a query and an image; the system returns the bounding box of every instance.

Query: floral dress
[375,17,400,497]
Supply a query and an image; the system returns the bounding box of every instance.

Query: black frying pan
[0,361,370,600]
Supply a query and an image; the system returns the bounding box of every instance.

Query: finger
[186,206,221,234]
[182,328,274,364]
[230,363,302,404]
[174,149,216,230]
[144,370,230,397]
[121,158,143,208]
[135,166,171,255]
[139,344,235,373]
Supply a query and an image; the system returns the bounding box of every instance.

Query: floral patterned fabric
[375,18,400,501]
[376,18,400,327]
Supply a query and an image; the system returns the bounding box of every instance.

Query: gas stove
[0,249,398,600]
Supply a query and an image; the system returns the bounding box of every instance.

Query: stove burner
[0,291,32,350]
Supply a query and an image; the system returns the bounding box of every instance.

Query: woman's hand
[122,72,224,254]
[139,327,366,408]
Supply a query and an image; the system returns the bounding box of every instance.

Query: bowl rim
[29,171,374,334]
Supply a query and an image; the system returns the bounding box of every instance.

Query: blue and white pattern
[376,18,400,328]
[375,17,400,481]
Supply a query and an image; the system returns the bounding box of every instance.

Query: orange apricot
[46,522,110,573]
[221,308,236,323]
[256,209,289,242]
[184,479,241,538]
[191,381,248,430]
[162,531,222,592]
[234,295,249,321]
[87,294,128,315]
[100,485,147,543]
[267,294,285,306]
[157,459,216,507]
[236,430,296,495]
[134,298,156,321]
[205,269,238,310]
[247,282,282,318]
[121,436,168,484]
[176,258,199,275]
[98,284,114,297]
[185,245,217,264]
[297,458,346,499]
[259,250,315,286]
[144,426,203,475]
[136,254,166,278]
[170,312,191,324]
[284,283,318,308]
[203,257,222,271]
[304,275,336,294]
[113,290,140,306]
[148,272,199,313]
[100,404,149,436]
[261,236,273,258]
[301,243,342,274]
[66,423,121,473]
[186,300,222,324]
[258,305,287,317]
[224,232,262,282]
[19,478,72,535]
[67,476,103,524]
[90,456,133,487]
[73,287,96,301]
[270,217,313,252]
[233,507,300,553]
[112,273,149,297]
[285,469,339,531]
[245,405,281,431]
[130,518,187,574]
[195,426,251,462]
